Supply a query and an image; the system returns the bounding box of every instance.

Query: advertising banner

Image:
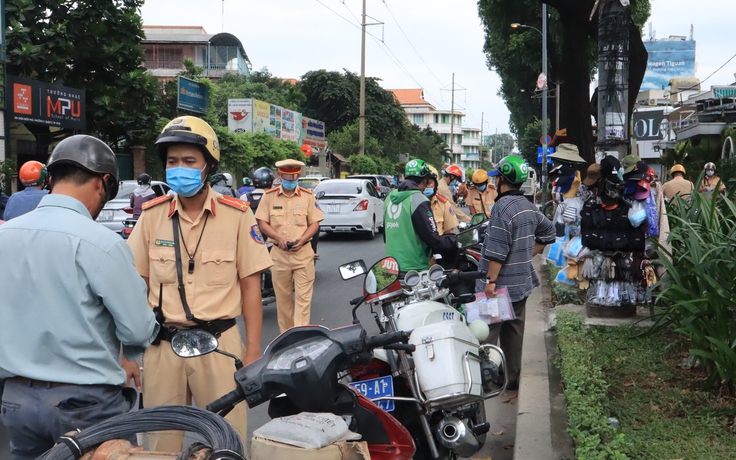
[227,98,253,133]
[252,99,279,138]
[301,116,326,149]
[642,40,696,90]
[8,75,86,130]
[177,76,208,114]
[280,108,300,142]
[632,109,665,141]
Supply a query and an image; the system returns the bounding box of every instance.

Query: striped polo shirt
[479,191,556,302]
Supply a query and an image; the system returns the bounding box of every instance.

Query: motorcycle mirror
[338,260,368,280]
[471,213,485,226]
[457,228,480,249]
[364,257,400,294]
[171,329,219,358]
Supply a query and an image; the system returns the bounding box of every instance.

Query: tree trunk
[558,10,596,164]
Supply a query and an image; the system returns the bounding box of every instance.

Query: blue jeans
[0,380,136,460]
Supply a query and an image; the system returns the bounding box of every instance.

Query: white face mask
[706,170,715,177]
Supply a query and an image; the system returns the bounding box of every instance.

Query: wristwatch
[482,277,496,284]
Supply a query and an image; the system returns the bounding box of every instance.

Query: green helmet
[496,156,529,185]
[405,159,433,179]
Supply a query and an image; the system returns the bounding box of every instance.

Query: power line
[380,0,445,86]
[670,51,736,96]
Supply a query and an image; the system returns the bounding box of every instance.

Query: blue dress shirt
[3,187,49,220]
[0,194,158,385]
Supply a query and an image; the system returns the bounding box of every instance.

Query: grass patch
[556,311,736,459]
[544,262,585,306]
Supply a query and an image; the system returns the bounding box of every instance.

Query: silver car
[315,179,385,239]
[96,180,170,234]
[347,175,392,198]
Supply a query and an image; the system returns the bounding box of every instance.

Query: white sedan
[315,179,385,239]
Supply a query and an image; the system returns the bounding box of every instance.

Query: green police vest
[384,190,431,271]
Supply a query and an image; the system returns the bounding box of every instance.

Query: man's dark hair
[49,163,100,187]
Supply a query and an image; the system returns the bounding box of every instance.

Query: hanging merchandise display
[549,154,669,318]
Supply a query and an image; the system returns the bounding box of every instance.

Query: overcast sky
[140,0,735,137]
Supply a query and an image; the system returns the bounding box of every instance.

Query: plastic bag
[253,412,361,449]
[555,267,576,285]
[562,236,584,261]
[645,191,659,237]
[628,200,647,227]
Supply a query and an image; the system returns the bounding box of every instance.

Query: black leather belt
[153,318,236,344]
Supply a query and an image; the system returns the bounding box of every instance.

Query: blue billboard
[642,40,696,90]
[177,76,208,114]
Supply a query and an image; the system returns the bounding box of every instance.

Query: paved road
[0,228,517,459]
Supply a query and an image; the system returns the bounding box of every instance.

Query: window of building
[433,114,439,124]
[441,114,449,124]
[441,134,449,143]
[413,113,424,124]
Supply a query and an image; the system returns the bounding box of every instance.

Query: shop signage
[8,75,86,130]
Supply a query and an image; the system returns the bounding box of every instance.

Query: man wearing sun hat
[255,159,324,332]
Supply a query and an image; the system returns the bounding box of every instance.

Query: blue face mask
[477,184,487,191]
[282,179,298,191]
[166,165,206,197]
[451,180,460,187]
[424,188,435,197]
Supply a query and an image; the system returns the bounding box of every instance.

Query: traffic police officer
[255,159,324,333]
[127,116,272,451]
[466,169,497,219]
[427,165,458,235]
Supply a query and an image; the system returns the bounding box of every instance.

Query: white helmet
[223,173,233,187]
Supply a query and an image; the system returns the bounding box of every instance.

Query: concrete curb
[513,258,555,460]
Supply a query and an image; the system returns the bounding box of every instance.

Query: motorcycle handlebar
[445,270,485,283]
[206,388,244,414]
[364,330,410,350]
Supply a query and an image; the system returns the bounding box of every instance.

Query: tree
[6,0,161,151]
[519,118,543,171]
[478,0,651,163]
[326,121,381,157]
[215,129,306,174]
[485,133,516,162]
[348,155,379,174]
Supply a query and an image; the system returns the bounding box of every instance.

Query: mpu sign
[632,110,665,141]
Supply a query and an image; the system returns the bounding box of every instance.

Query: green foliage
[651,185,736,390]
[6,0,160,148]
[660,137,723,183]
[558,313,736,459]
[556,311,630,459]
[326,121,381,157]
[546,262,585,306]
[519,118,543,171]
[215,129,306,175]
[0,159,18,195]
[348,155,379,175]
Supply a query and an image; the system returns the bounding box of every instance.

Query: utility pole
[221,0,225,32]
[541,3,549,206]
[556,82,561,133]
[359,0,367,155]
[480,112,484,163]
[450,72,455,164]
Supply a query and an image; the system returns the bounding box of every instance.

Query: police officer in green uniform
[384,159,457,274]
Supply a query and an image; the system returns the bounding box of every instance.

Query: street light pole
[511,5,549,205]
[359,0,367,155]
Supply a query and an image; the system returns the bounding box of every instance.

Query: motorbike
[338,231,508,460]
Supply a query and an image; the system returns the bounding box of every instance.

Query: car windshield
[114,182,138,200]
[315,181,363,195]
[349,176,377,185]
[299,180,320,189]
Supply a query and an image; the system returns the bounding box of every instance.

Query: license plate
[328,204,340,213]
[98,210,114,221]
[349,375,395,411]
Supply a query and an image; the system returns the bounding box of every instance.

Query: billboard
[227,98,252,133]
[632,109,665,141]
[177,76,208,114]
[8,75,86,130]
[301,116,326,149]
[280,108,300,142]
[642,40,696,90]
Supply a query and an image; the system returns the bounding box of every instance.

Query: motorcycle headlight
[266,338,333,371]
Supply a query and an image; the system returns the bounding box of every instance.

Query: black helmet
[137,173,151,185]
[210,173,226,185]
[48,135,119,200]
[253,167,275,189]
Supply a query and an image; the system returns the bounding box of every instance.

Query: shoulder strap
[172,215,203,326]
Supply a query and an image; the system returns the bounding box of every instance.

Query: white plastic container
[409,321,483,408]
[395,299,464,332]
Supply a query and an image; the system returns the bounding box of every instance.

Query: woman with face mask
[699,162,727,194]
[466,169,498,219]
[426,165,459,235]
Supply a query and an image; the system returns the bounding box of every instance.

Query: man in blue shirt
[238,176,254,196]
[0,135,159,460]
[3,161,49,220]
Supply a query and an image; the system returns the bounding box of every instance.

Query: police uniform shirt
[254,186,324,244]
[431,194,459,235]
[467,186,497,218]
[128,187,273,326]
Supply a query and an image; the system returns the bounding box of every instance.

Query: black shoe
[506,379,519,391]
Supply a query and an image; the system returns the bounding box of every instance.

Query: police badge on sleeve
[250,225,266,244]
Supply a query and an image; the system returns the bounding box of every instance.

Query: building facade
[390,89,482,170]
[142,26,251,81]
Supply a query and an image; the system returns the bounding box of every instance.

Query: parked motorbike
[339,233,507,460]
[121,218,137,240]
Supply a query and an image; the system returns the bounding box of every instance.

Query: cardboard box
[250,437,371,460]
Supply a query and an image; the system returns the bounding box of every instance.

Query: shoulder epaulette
[265,187,280,194]
[217,196,250,212]
[299,187,314,194]
[142,194,173,211]
[436,194,448,203]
